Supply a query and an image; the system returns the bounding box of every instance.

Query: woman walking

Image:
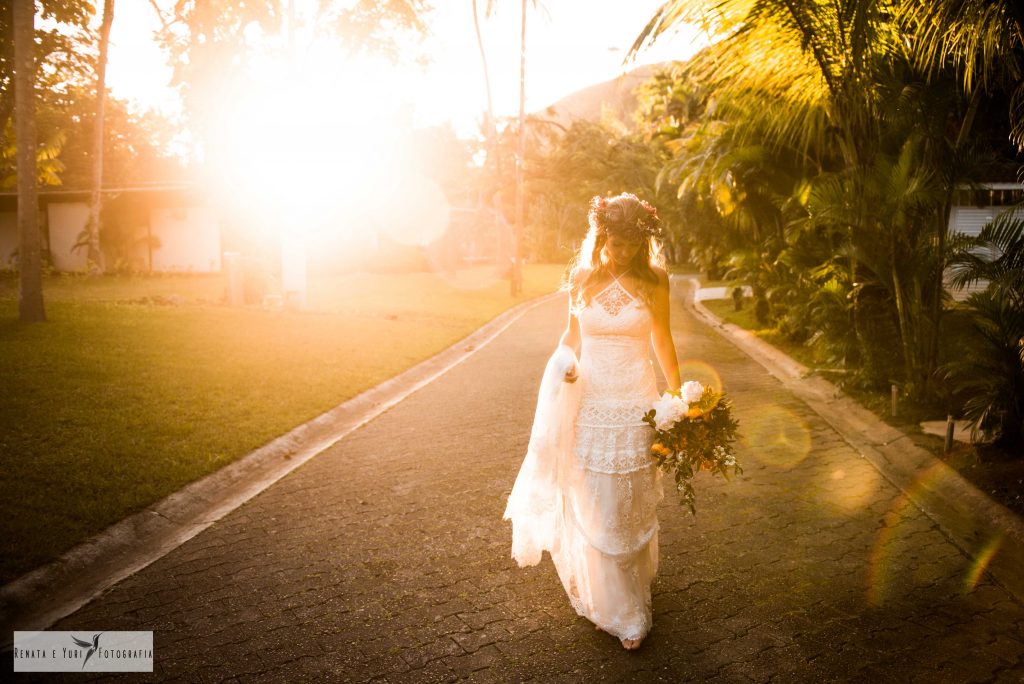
[504,192,682,650]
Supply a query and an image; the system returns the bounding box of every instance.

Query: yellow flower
[686,406,703,419]
[650,442,671,456]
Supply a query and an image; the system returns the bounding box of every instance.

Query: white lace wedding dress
[504,269,664,642]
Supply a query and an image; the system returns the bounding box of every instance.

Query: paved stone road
[12,282,1024,682]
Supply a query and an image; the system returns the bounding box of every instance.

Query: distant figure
[504,192,681,650]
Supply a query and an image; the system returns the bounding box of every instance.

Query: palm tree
[947,211,1024,313]
[938,213,1024,447]
[630,1,894,339]
[512,0,527,296]
[633,1,902,184]
[472,0,500,182]
[894,0,1024,383]
[472,0,507,282]
[897,0,1024,151]
[474,0,536,295]
[629,0,987,398]
[13,0,44,322]
[85,0,115,275]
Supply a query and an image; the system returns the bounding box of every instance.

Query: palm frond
[897,0,1023,94]
[947,208,1024,296]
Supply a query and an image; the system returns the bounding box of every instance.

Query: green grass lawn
[0,264,564,585]
[700,296,823,371]
[697,277,743,289]
[693,274,828,371]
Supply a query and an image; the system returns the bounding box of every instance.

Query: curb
[678,276,1024,605]
[0,290,565,647]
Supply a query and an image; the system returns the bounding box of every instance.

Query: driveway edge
[679,276,1024,605]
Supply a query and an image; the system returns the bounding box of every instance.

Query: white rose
[652,392,687,431]
[681,380,704,404]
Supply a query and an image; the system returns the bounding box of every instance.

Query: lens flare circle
[821,462,882,513]
[677,359,723,395]
[738,404,812,469]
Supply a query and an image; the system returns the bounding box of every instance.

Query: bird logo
[70,632,103,670]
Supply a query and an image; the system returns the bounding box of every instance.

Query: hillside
[536,62,674,129]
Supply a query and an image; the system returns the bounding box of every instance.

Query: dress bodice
[574,271,660,475]
[579,275,653,338]
[577,273,658,402]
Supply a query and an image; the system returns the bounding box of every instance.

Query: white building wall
[47,202,90,271]
[946,205,1018,301]
[149,205,221,273]
[0,211,17,267]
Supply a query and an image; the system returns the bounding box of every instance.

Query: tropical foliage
[597,0,1024,450]
[525,116,672,262]
[941,212,1024,446]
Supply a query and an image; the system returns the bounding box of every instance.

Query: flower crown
[589,194,663,242]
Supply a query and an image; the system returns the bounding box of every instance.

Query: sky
[103,1,706,137]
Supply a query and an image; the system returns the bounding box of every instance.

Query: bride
[503,192,682,650]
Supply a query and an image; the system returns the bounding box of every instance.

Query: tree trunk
[927,86,983,395]
[511,0,526,297]
[471,0,499,182]
[471,0,502,266]
[86,0,114,275]
[14,0,44,322]
[890,224,922,399]
[927,193,951,397]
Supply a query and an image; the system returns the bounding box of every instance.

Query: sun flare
[202,51,415,242]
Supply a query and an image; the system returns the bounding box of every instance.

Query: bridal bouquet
[642,380,741,515]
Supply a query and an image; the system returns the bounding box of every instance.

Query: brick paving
[10,281,1024,682]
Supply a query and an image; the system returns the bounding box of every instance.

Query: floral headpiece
[589,193,663,242]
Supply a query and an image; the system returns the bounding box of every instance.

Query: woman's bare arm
[558,270,587,382]
[650,267,681,395]
[557,296,582,383]
[558,303,581,355]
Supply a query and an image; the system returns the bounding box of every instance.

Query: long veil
[503,344,583,567]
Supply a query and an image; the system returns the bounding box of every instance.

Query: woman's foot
[620,636,643,650]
